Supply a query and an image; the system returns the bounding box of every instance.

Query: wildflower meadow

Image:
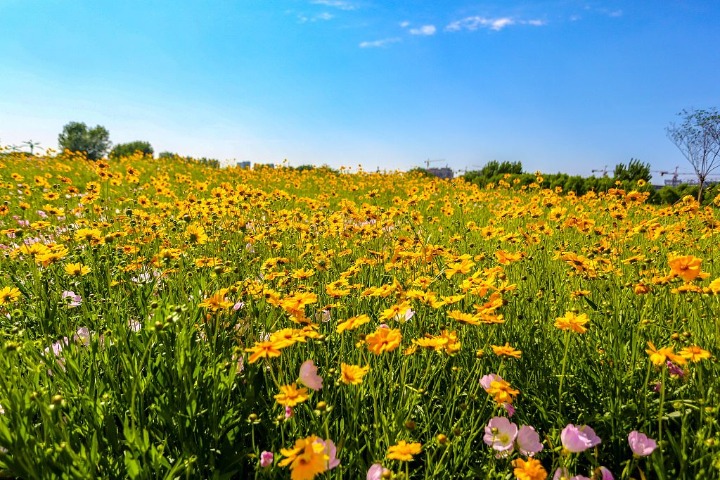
[0,151,718,479]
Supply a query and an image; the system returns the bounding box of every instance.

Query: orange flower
[487,378,520,405]
[668,255,707,282]
[512,457,548,480]
[679,345,711,363]
[492,343,522,359]
[336,314,371,333]
[245,340,285,363]
[386,440,422,461]
[366,327,402,355]
[279,435,328,480]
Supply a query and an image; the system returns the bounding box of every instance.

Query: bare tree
[666,108,720,202]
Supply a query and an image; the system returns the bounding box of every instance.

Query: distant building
[427,167,454,179]
[236,161,251,169]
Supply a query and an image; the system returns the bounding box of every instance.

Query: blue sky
[1,1,719,178]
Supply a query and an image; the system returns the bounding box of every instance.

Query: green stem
[558,331,571,417]
[658,366,667,444]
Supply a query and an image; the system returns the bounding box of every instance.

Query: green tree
[613,158,651,182]
[478,160,523,178]
[666,108,720,201]
[58,122,111,161]
[110,141,154,159]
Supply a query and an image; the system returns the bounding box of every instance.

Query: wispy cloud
[608,9,623,17]
[446,16,514,32]
[297,12,334,23]
[399,20,410,28]
[446,16,546,32]
[409,25,436,36]
[311,0,356,11]
[359,37,401,48]
[526,19,546,27]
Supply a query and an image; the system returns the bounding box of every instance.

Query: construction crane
[424,158,445,169]
[455,164,483,175]
[654,166,696,187]
[22,139,42,155]
[591,165,609,177]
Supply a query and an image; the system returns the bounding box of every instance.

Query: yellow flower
[554,311,589,334]
[274,383,309,408]
[64,263,91,277]
[74,228,104,244]
[336,314,371,333]
[186,224,208,244]
[340,364,370,385]
[447,310,481,326]
[512,457,548,480]
[491,343,522,359]
[198,289,234,311]
[279,435,328,480]
[645,341,687,366]
[378,301,412,322]
[366,327,402,355]
[445,258,475,279]
[0,286,21,305]
[679,345,711,363]
[245,340,285,363]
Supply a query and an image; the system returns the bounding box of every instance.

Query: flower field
[0,152,718,479]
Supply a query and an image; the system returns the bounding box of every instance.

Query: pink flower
[517,425,543,456]
[561,424,601,453]
[367,464,384,480]
[666,361,685,377]
[553,467,570,480]
[259,450,273,467]
[62,290,82,307]
[553,471,591,480]
[628,431,657,456]
[502,402,516,417]
[595,466,614,480]
[316,439,340,470]
[480,373,502,391]
[483,416,517,454]
[284,406,293,419]
[299,359,323,391]
[74,326,90,346]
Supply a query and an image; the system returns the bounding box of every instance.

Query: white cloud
[399,21,410,28]
[311,0,356,10]
[359,37,401,48]
[608,9,623,17]
[490,18,514,30]
[446,16,515,32]
[446,15,547,32]
[409,25,436,36]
